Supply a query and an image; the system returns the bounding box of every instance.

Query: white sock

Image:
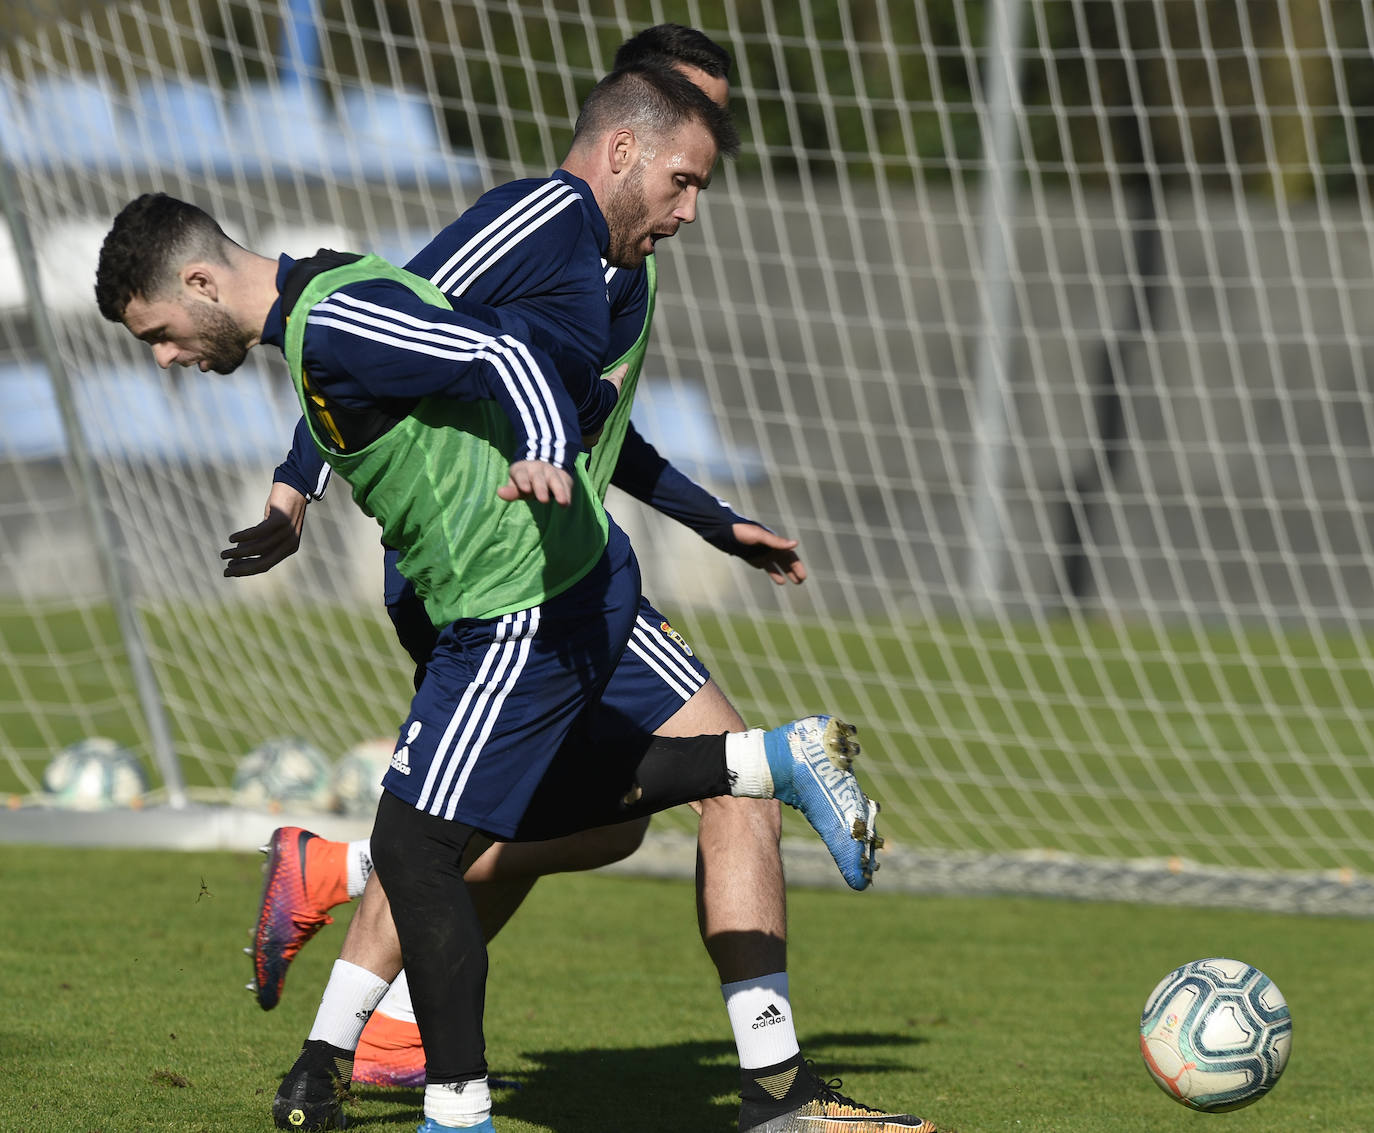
[374,968,416,1023]
[425,1077,492,1126]
[346,840,374,899]
[307,959,391,1050]
[723,973,801,1070]
[725,729,772,799]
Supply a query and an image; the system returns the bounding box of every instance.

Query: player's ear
[608,128,637,175]
[182,263,218,301]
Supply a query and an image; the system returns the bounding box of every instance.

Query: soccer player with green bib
[95,68,911,1133]
[227,27,932,1133]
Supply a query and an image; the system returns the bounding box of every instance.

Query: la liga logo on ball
[1139,957,1291,1112]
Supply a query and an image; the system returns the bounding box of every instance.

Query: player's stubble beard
[188,299,252,374]
[602,161,651,270]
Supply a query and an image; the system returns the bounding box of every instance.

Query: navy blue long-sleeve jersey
[275,168,754,549]
[259,254,582,472]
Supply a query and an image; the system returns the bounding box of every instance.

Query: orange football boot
[353,1010,426,1088]
[251,827,351,1010]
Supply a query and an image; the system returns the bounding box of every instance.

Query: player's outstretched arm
[611,423,807,585]
[727,522,807,585]
[221,481,309,576]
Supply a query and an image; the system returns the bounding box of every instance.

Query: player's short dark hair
[573,64,739,160]
[95,192,235,322]
[613,23,732,81]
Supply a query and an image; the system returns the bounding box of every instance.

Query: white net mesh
[3,0,1374,906]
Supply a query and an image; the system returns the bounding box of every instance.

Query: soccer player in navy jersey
[222,26,932,1133]
[95,145,889,1133]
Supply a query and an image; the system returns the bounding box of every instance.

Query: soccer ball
[232,737,334,813]
[331,737,392,817]
[43,737,148,810]
[1140,957,1292,1111]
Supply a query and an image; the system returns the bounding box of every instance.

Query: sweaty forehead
[658,122,718,175]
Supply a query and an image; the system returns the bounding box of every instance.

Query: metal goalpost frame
[0,151,189,809]
[965,0,1029,611]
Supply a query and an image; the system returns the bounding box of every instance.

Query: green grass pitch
[6,600,1374,874]
[0,843,1370,1132]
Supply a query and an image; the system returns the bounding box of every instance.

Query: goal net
[4,0,1374,912]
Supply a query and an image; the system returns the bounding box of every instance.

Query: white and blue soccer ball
[43,737,148,810]
[1140,956,1292,1111]
[330,737,392,817]
[232,737,334,813]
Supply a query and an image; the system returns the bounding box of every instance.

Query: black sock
[512,732,732,840]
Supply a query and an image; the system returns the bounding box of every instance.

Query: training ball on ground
[1140,957,1291,1111]
[232,737,333,813]
[331,737,392,816]
[43,737,148,810]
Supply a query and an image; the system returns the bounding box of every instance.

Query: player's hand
[499,460,573,507]
[732,522,807,585]
[583,362,631,449]
[221,483,308,576]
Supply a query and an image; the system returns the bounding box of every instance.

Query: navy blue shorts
[591,598,710,741]
[378,521,714,840]
[381,541,711,755]
[380,523,639,836]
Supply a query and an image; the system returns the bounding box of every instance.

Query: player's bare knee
[657,680,745,735]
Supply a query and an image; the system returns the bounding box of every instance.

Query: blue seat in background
[0,364,64,460]
[372,228,431,265]
[131,80,240,177]
[3,72,486,189]
[12,76,130,169]
[228,81,339,178]
[631,380,763,484]
[0,74,26,163]
[168,366,298,463]
[0,363,183,461]
[0,362,294,464]
[336,86,485,187]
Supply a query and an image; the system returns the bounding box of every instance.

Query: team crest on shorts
[659,620,694,656]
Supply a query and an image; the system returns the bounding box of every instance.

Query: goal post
[3,0,1374,912]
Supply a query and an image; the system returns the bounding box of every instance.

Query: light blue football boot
[416,1118,495,1132]
[762,715,882,890]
